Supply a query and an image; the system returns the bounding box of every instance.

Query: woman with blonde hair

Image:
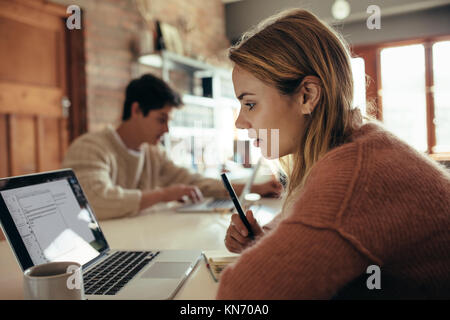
[218,8,450,299]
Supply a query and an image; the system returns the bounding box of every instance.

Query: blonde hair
[229,9,358,206]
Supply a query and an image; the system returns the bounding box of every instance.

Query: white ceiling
[225,0,450,23]
[225,0,450,43]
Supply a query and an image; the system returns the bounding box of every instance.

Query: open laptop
[0,169,201,300]
[176,158,262,213]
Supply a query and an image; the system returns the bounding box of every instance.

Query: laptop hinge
[82,248,111,270]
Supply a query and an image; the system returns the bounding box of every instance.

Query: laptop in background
[176,158,262,213]
[0,169,201,300]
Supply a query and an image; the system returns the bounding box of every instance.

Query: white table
[0,198,281,300]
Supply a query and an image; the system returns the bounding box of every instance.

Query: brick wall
[50,0,230,133]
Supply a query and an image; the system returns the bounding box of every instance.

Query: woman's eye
[245,103,256,110]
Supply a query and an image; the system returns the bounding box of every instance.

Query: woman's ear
[298,76,322,115]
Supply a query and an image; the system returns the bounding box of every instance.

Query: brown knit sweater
[217,123,450,299]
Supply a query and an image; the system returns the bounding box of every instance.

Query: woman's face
[232,65,306,159]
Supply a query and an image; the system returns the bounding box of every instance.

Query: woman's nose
[235,110,251,129]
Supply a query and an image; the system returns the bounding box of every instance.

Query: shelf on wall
[138,50,236,99]
[182,94,215,107]
[139,50,218,74]
[137,50,238,171]
[169,126,216,136]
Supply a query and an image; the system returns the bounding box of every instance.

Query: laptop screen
[0,170,108,270]
[239,158,262,203]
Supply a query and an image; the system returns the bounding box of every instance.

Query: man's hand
[161,184,204,203]
[252,177,282,198]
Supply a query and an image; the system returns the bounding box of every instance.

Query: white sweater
[62,126,227,220]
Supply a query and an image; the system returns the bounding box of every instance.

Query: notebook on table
[0,169,201,300]
[203,249,240,282]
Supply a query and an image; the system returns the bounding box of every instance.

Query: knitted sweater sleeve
[216,142,375,299]
[217,223,370,299]
[62,137,142,220]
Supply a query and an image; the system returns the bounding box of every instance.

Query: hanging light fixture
[332,0,351,20]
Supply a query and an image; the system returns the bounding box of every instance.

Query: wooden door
[0,0,70,240]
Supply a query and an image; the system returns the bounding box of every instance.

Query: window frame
[352,34,450,159]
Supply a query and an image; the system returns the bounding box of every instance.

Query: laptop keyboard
[206,199,232,208]
[84,250,159,296]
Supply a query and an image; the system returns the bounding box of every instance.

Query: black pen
[221,173,254,240]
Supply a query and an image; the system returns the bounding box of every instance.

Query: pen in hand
[221,173,254,240]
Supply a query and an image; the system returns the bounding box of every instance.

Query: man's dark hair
[122,73,182,121]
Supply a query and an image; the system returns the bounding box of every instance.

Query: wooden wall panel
[0,16,59,87]
[0,0,64,31]
[0,114,8,241]
[0,82,62,117]
[0,114,9,178]
[37,117,62,172]
[0,0,73,242]
[59,118,69,160]
[9,115,37,176]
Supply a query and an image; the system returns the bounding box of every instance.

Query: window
[353,37,450,158]
[432,41,450,153]
[380,44,427,152]
[351,57,367,115]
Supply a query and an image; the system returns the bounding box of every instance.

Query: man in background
[62,73,281,220]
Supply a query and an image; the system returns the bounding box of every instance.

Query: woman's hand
[225,210,264,253]
[162,184,204,203]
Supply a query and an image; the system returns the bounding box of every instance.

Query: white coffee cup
[23,261,85,300]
